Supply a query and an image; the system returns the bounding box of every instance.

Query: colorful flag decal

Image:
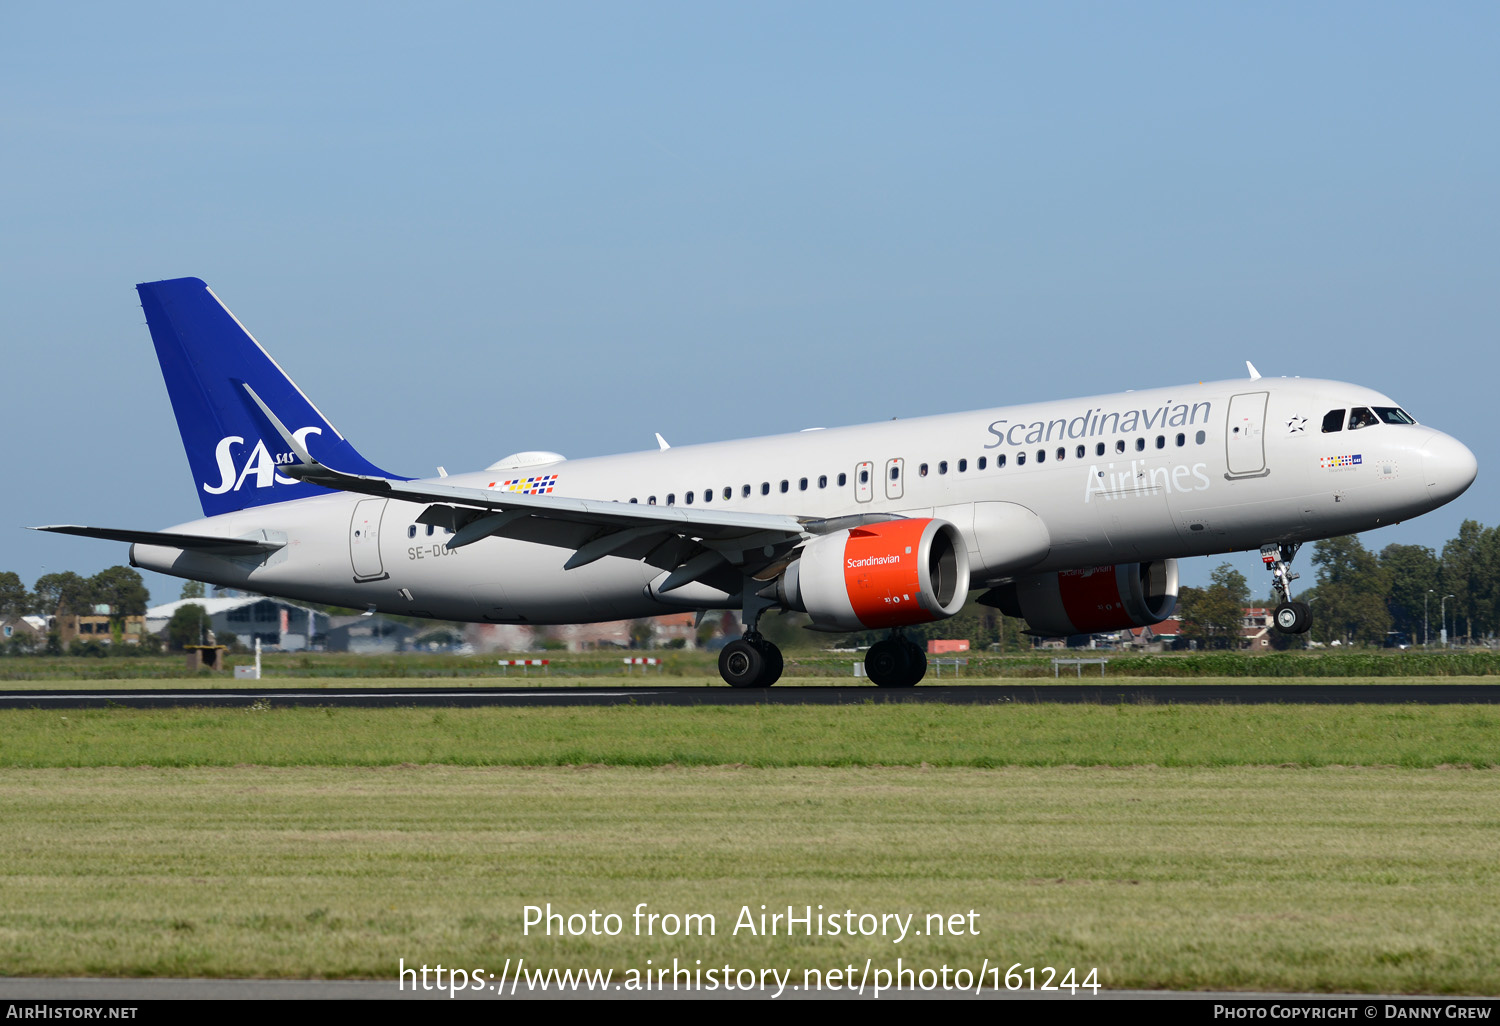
[1319,454,1362,469]
[487,474,559,495]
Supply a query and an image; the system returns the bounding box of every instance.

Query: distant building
[147,596,326,651]
[464,612,707,653]
[1126,617,1185,651]
[1,616,44,648]
[1240,608,1273,650]
[326,615,419,654]
[54,604,147,647]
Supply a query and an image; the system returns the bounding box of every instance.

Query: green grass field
[2,703,1499,768]
[1,764,1496,992]
[2,692,1499,992]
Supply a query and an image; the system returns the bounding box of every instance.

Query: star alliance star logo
[1287,417,1307,433]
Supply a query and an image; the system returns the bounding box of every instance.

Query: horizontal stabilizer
[31,525,285,557]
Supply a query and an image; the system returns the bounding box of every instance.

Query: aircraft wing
[292,466,807,538]
[249,384,897,585]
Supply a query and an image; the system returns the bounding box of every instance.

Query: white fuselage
[130,376,1476,625]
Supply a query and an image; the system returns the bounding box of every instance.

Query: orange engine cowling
[777,518,971,632]
[987,560,1179,636]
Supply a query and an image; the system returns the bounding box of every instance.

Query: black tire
[1290,601,1311,634]
[719,639,767,687]
[753,638,784,686]
[1274,603,1299,633]
[1275,602,1312,635]
[901,639,928,685]
[866,639,915,688]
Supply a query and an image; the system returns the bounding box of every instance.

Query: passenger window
[838,473,847,486]
[407,525,417,539]
[742,484,751,497]
[1056,447,1065,461]
[978,456,987,470]
[1096,443,1105,456]
[939,461,948,474]
[1349,407,1378,430]
[629,498,638,504]
[1175,433,1185,447]
[888,467,898,481]
[818,475,827,488]
[1322,409,1345,433]
[702,489,711,503]
[723,486,732,500]
[780,480,790,493]
[799,477,808,491]
[666,494,675,505]
[1035,450,1045,463]
[958,458,967,472]
[685,492,693,505]
[858,470,868,484]
[1115,440,1126,454]
[1155,435,1165,449]
[1016,452,1026,466]
[762,482,770,495]
[919,463,929,477]
[1135,438,1145,451]
[427,524,435,536]
[1075,445,1084,459]
[1195,430,1206,444]
[648,496,656,505]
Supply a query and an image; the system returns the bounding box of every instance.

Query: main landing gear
[719,587,785,688]
[864,632,928,688]
[718,632,784,688]
[1263,542,1311,634]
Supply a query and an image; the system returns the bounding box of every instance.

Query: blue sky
[3,2,1495,607]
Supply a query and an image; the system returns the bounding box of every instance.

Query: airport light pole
[1425,590,1432,648]
[1441,594,1455,648]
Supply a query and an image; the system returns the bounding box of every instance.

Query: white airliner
[40,278,1477,687]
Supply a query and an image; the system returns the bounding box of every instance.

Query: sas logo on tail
[202,429,322,495]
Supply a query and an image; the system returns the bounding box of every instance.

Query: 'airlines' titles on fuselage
[1084,460,1213,502]
[985,401,1213,449]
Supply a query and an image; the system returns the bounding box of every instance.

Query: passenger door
[1226,392,1269,477]
[349,498,388,580]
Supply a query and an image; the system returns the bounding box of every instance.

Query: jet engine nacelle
[777,518,970,632]
[989,559,1179,636]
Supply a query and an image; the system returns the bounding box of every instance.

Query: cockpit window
[1321,409,1345,433]
[1374,406,1417,425]
[1348,407,1378,430]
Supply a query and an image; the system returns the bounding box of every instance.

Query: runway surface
[3,683,1500,708]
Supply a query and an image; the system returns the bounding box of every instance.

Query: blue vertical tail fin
[137,277,400,517]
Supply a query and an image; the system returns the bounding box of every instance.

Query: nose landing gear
[1263,542,1311,634]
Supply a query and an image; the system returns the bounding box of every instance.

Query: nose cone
[1421,431,1478,508]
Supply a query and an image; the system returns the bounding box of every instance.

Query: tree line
[1177,520,1500,648]
[0,567,149,622]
